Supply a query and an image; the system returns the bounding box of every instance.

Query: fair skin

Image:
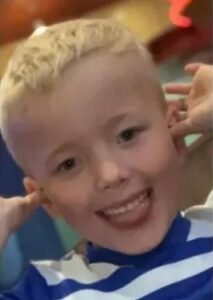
[166,63,213,137]
[0,60,211,254]
[1,51,186,255]
[0,189,41,251]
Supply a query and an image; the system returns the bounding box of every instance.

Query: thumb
[9,192,42,232]
[170,118,196,138]
[23,192,43,215]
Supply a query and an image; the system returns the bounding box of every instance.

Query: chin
[111,223,171,255]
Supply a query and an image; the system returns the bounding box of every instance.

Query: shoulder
[1,252,118,299]
[184,190,213,224]
[1,253,97,299]
[183,191,213,242]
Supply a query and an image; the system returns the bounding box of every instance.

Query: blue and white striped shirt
[1,205,213,299]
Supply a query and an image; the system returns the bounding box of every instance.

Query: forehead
[56,50,157,101]
[13,51,160,143]
[13,51,159,127]
[18,51,158,126]
[43,50,159,119]
[11,51,162,175]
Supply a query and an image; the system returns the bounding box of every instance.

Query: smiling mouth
[97,188,153,230]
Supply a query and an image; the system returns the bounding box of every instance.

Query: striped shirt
[1,205,213,299]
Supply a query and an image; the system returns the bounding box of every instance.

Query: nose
[94,157,130,192]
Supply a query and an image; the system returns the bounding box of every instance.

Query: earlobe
[173,135,187,160]
[23,177,40,194]
[166,104,188,163]
[40,192,62,219]
[23,177,49,205]
[23,177,61,219]
[166,102,179,129]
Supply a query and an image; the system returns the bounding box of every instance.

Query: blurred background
[0,0,212,290]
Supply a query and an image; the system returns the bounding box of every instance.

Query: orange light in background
[168,0,193,28]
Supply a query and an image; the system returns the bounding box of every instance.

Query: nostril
[94,158,130,191]
[96,173,127,191]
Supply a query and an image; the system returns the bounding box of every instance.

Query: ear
[166,102,179,130]
[23,177,40,194]
[166,104,188,163]
[23,177,61,219]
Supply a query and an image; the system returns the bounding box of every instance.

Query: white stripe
[186,219,213,241]
[34,255,119,286]
[61,290,127,300]
[34,264,64,286]
[90,262,120,278]
[34,254,97,285]
[184,206,213,223]
[59,251,213,300]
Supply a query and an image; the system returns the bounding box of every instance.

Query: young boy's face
[19,51,186,254]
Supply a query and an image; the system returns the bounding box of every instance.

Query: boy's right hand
[0,191,41,253]
[165,63,213,138]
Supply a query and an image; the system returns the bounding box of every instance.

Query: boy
[0,19,212,299]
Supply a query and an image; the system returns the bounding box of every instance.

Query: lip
[97,187,153,230]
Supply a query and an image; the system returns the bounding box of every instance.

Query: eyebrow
[104,113,129,130]
[46,112,135,167]
[46,141,75,167]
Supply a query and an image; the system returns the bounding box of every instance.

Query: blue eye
[57,158,77,172]
[118,127,142,144]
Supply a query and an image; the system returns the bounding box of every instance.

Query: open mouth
[97,188,153,230]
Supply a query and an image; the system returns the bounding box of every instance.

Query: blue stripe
[87,237,213,269]
[140,267,213,300]
[1,265,51,300]
[1,266,212,300]
[1,236,212,300]
[1,235,212,299]
[47,238,213,299]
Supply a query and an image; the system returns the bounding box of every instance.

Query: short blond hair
[0,18,160,167]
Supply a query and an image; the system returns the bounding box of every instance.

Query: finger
[184,63,204,76]
[168,98,188,111]
[177,111,188,122]
[170,119,196,138]
[8,192,42,231]
[18,192,42,217]
[0,192,41,233]
[25,191,42,206]
[165,83,192,95]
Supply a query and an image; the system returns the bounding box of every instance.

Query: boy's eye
[57,158,77,172]
[117,127,142,144]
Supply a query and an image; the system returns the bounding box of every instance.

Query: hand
[0,191,41,253]
[165,63,213,137]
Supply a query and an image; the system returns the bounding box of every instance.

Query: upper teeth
[104,192,148,216]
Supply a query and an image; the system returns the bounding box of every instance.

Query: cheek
[132,132,183,212]
[44,179,92,225]
[141,133,184,202]
[132,131,177,176]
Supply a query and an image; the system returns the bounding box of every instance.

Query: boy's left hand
[165,63,213,138]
